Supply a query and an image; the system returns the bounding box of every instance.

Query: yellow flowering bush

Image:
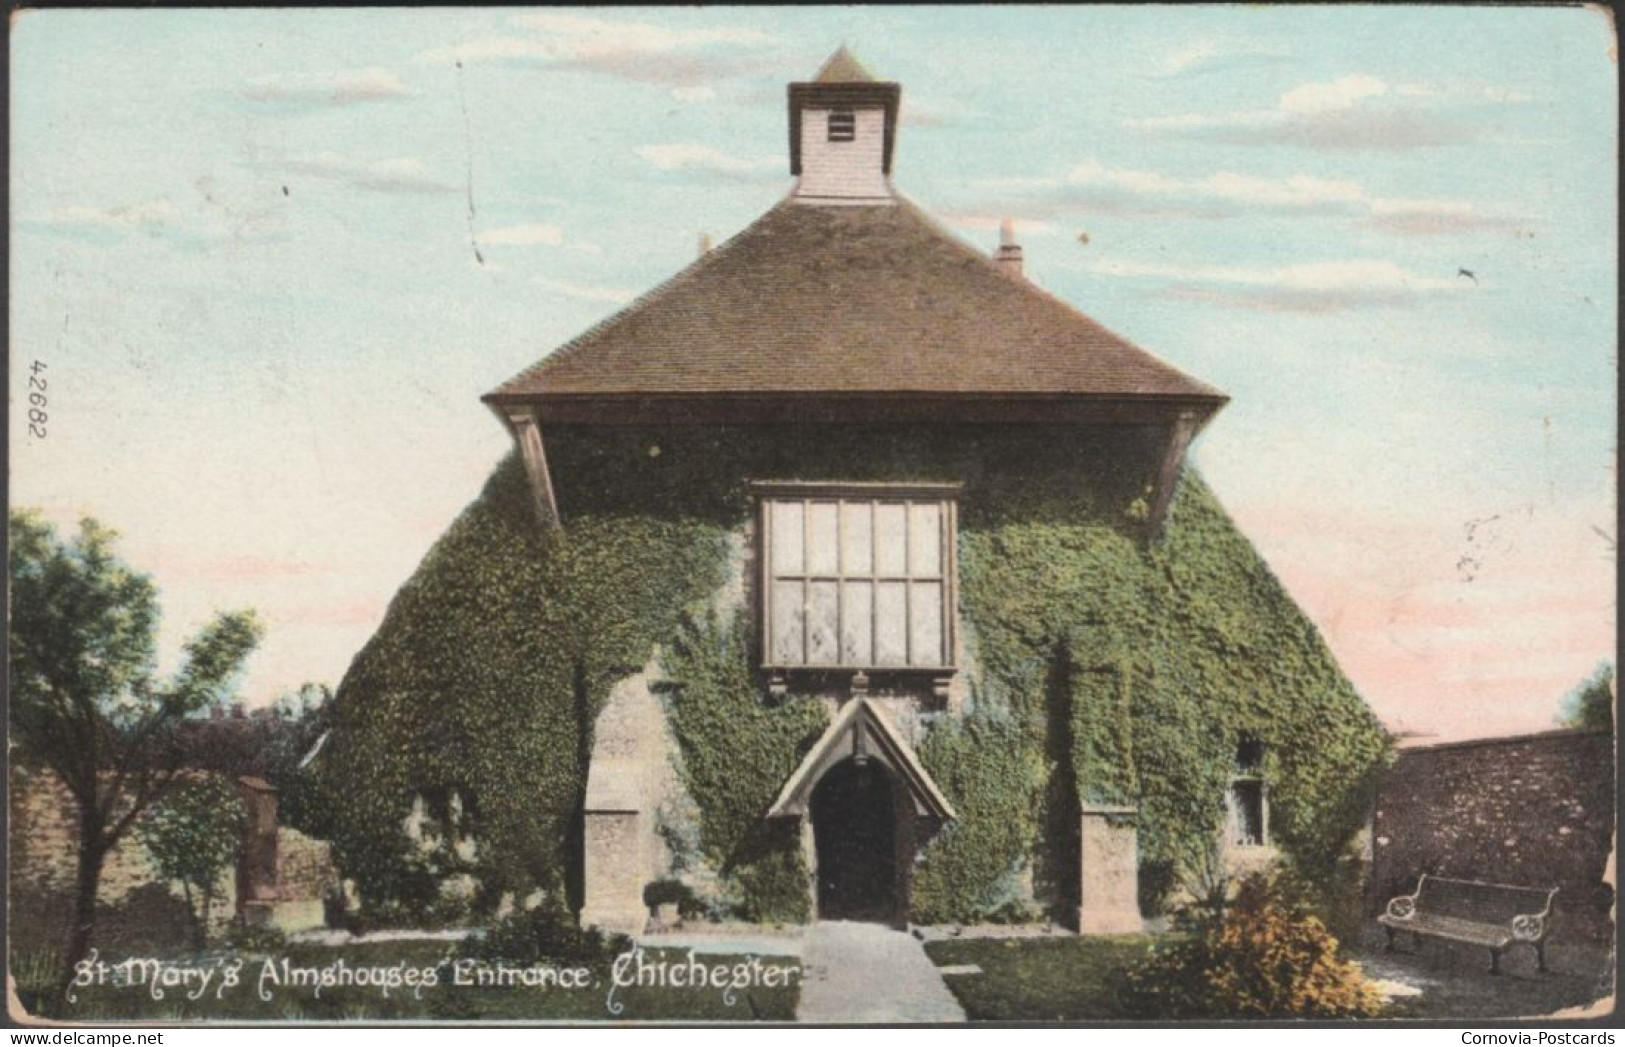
[1127,873,1384,1019]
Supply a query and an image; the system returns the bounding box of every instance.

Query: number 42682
[27,360,47,438]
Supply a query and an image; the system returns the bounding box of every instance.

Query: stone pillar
[581,809,644,936]
[579,665,675,936]
[1078,804,1142,935]
[235,777,281,925]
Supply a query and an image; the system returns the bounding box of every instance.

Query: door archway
[810,758,898,921]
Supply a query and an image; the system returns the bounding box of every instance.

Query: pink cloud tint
[1231,499,1615,743]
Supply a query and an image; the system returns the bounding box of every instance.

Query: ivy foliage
[658,610,828,922]
[909,709,1047,924]
[940,468,1389,919]
[311,453,730,907]
[314,424,1385,923]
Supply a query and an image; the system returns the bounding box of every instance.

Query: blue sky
[10,7,1616,740]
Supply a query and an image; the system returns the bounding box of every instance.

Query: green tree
[1559,662,1613,732]
[137,777,247,948]
[8,511,261,1006]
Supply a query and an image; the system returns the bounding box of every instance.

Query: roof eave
[480,389,1228,428]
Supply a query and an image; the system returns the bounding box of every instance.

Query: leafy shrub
[458,896,631,970]
[642,878,703,919]
[137,776,247,948]
[1126,873,1384,1019]
[221,920,288,954]
[339,893,478,936]
[10,949,62,1017]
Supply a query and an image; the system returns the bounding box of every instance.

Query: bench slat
[1381,912,1512,948]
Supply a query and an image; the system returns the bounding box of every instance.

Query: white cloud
[276,154,456,195]
[636,143,780,178]
[1278,74,1387,115]
[1091,257,1470,312]
[1152,40,1289,78]
[1074,161,1369,209]
[902,96,979,128]
[418,13,776,89]
[940,214,1058,238]
[481,223,565,247]
[967,159,1521,235]
[507,12,772,54]
[418,37,553,64]
[1128,74,1475,152]
[34,199,180,230]
[1093,258,1464,292]
[537,277,635,305]
[242,67,411,107]
[25,187,293,247]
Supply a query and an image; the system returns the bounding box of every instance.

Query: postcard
[8,5,1617,1026]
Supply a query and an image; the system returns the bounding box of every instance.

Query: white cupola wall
[795,105,891,202]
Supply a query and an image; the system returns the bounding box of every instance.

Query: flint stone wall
[1370,728,1614,941]
[8,766,337,950]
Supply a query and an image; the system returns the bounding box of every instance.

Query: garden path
[796,921,966,1024]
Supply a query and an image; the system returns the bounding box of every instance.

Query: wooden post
[1147,409,1199,538]
[504,406,562,531]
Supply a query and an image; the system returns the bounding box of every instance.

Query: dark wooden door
[812,759,897,921]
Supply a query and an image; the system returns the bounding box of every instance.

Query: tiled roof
[814,46,877,84]
[486,196,1225,404]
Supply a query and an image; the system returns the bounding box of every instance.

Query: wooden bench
[1378,874,1558,974]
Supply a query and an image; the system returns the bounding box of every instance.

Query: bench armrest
[1510,912,1546,941]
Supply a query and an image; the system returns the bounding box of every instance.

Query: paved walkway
[796,921,966,1024]
[1352,926,1615,1019]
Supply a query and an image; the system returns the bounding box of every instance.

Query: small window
[758,484,957,671]
[827,109,856,143]
[1227,738,1268,847]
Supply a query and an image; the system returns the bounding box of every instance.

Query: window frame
[1226,739,1270,848]
[752,481,960,675]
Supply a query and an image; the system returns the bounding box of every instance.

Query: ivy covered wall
[312,424,1387,922]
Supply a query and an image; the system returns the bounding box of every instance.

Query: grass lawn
[923,935,1159,1021]
[18,940,800,1023]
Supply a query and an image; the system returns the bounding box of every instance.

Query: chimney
[210,705,226,722]
[231,701,247,720]
[994,218,1024,280]
[698,233,713,258]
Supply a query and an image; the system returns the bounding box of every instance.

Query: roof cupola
[788,47,900,205]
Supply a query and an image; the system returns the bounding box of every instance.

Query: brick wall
[1371,729,1614,941]
[278,827,339,901]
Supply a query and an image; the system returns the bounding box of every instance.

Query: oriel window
[757,483,958,671]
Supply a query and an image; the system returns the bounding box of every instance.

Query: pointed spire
[813,44,876,84]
